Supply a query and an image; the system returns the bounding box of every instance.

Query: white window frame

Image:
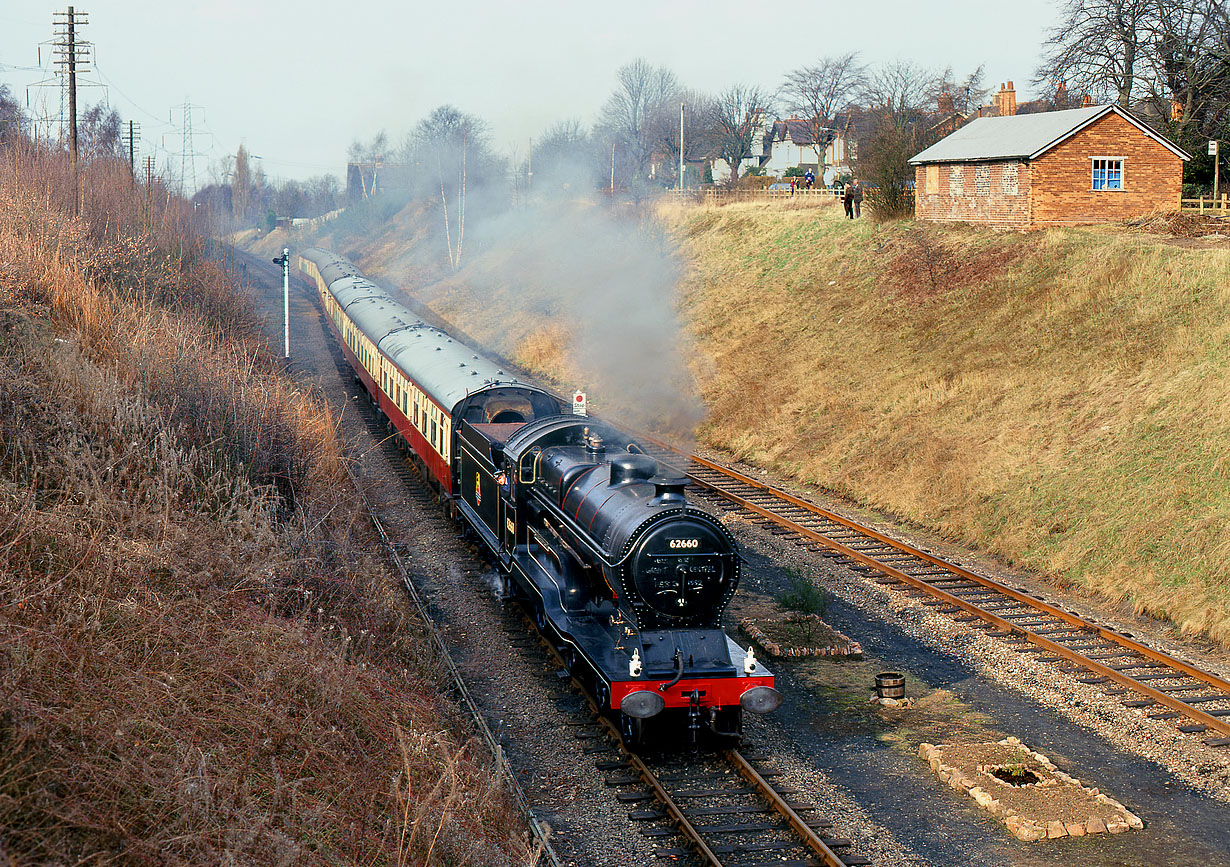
[1090,156,1125,192]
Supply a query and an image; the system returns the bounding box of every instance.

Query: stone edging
[740,616,863,658]
[919,737,1144,841]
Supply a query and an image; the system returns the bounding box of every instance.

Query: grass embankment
[251,194,1228,645]
[668,200,1230,646]
[0,145,525,863]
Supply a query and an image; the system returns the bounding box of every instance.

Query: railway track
[515,608,871,867]
[347,409,870,864]
[638,438,1230,748]
[300,262,871,865]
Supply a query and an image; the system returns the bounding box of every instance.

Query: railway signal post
[272,248,289,358]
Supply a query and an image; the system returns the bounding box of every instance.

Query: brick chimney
[994,81,1017,116]
[1081,93,1092,107]
[1055,81,1067,108]
[1170,97,1184,121]
[938,91,955,115]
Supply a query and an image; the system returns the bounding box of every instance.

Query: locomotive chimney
[649,474,688,506]
[585,430,606,459]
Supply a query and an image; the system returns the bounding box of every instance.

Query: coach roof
[909,104,1191,166]
[306,248,531,410]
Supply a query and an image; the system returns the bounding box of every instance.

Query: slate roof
[909,105,1191,165]
[769,119,827,146]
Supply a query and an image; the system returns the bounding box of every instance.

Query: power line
[171,99,205,195]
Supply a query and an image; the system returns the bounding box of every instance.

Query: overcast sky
[1,1,1058,188]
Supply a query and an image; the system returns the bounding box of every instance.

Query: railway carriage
[298,247,779,744]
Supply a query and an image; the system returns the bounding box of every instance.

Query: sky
[0,1,1058,189]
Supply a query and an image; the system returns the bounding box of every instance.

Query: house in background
[709,116,856,184]
[909,104,1190,228]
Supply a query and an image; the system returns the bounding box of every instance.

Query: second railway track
[638,438,1230,748]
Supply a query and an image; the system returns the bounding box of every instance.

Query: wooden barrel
[875,672,905,699]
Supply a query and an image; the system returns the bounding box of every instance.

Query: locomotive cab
[453,387,568,561]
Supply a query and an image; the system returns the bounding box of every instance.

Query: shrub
[776,569,828,618]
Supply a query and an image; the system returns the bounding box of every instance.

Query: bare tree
[1034,0,1154,107]
[862,60,939,128]
[677,91,718,186]
[78,104,122,161]
[529,118,592,191]
[780,54,866,175]
[231,143,252,224]
[403,106,496,271]
[857,62,938,218]
[935,64,991,115]
[305,174,341,215]
[597,59,680,187]
[707,84,773,182]
[0,83,24,142]
[1142,0,1230,137]
[346,131,388,198]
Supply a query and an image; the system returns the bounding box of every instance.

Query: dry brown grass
[669,201,1230,646]
[0,142,527,863]
[268,188,1230,646]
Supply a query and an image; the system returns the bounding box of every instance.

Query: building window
[1092,158,1124,190]
[949,166,964,197]
[926,165,939,194]
[974,165,991,196]
[1002,164,1019,196]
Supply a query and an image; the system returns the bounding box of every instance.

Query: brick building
[910,104,1190,228]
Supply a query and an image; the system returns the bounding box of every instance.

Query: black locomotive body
[298,247,779,742]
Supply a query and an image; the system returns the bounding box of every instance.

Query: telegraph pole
[142,155,155,217]
[52,7,89,209]
[126,120,140,185]
[679,102,685,191]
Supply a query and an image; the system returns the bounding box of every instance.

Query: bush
[776,570,828,617]
[858,120,920,220]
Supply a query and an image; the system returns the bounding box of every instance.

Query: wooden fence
[661,187,844,206]
[1180,195,1229,214]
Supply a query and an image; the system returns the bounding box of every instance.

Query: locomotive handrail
[531,491,692,570]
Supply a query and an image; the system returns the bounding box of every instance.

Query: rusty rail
[726,749,855,867]
[642,437,1230,742]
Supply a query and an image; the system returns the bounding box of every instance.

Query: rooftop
[909,105,1190,165]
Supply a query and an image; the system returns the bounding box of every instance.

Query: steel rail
[523,604,856,865]
[726,749,853,867]
[316,281,562,865]
[641,438,1230,739]
[524,611,730,864]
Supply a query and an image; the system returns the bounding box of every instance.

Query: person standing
[804,168,815,189]
[842,180,854,218]
[850,177,863,218]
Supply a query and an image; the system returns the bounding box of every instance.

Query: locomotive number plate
[669,538,700,549]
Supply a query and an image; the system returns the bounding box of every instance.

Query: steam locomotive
[297,248,780,743]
